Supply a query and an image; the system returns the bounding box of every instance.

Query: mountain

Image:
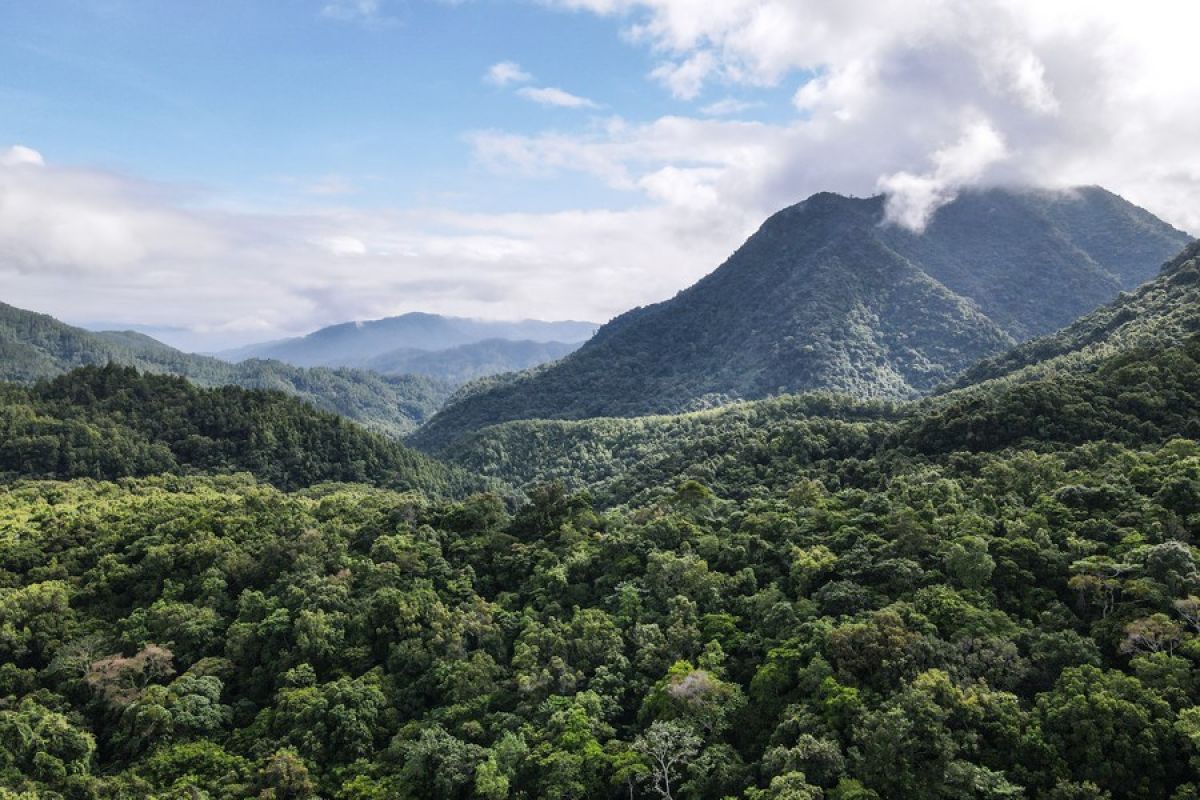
[0,301,453,436]
[444,327,1200,506]
[220,312,598,370]
[956,238,1200,385]
[0,364,469,494]
[413,186,1191,451]
[362,338,581,384]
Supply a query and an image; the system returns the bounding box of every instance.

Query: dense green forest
[439,332,1200,507]
[0,365,467,496]
[0,303,452,437]
[2,328,1200,797]
[413,187,1189,451]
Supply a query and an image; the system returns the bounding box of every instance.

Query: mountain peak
[412,186,1192,451]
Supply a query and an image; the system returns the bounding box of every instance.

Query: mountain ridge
[219,311,599,369]
[0,301,452,436]
[412,185,1191,451]
[953,238,1200,386]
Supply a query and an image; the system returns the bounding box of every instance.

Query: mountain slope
[444,332,1200,506]
[0,365,469,494]
[957,238,1200,384]
[363,338,581,384]
[880,186,1186,339]
[414,186,1190,450]
[0,302,452,436]
[221,312,598,368]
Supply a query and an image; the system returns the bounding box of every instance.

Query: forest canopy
[1,334,1199,797]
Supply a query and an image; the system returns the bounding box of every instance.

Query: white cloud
[0,147,747,351]
[541,0,1200,230]
[878,116,1009,231]
[485,61,533,87]
[9,1,1200,351]
[516,86,600,109]
[651,51,715,99]
[320,235,368,256]
[320,0,386,22]
[2,145,44,167]
[700,98,761,117]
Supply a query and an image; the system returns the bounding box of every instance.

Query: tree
[634,721,701,800]
[257,748,316,800]
[1033,665,1178,798]
[86,644,176,708]
[944,536,995,592]
[745,772,825,800]
[1120,614,1184,655]
[0,698,95,788]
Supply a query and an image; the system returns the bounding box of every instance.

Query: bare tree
[1174,595,1200,632]
[634,721,701,800]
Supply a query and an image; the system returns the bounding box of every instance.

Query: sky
[2,0,1200,352]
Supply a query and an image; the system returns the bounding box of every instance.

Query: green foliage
[960,238,1200,386]
[0,365,470,493]
[0,417,1198,797]
[441,336,1200,506]
[0,301,453,436]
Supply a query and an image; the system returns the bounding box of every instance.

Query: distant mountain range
[219,312,598,382]
[361,338,582,384]
[0,302,452,436]
[413,186,1191,450]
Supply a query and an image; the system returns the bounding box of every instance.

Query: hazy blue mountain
[220,312,598,369]
[412,186,1191,451]
[0,301,452,436]
[363,338,581,384]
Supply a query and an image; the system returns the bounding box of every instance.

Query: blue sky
[2,1,1198,351]
[0,1,790,214]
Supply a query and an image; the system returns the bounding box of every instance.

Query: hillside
[957,238,1200,384]
[444,333,1200,505]
[5,337,1200,797]
[363,337,581,384]
[221,312,597,369]
[414,187,1191,451]
[0,364,468,494]
[0,302,453,436]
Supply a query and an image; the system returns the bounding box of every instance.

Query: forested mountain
[363,338,582,384]
[220,312,597,370]
[0,365,468,494]
[958,238,1200,385]
[414,187,1190,451]
[0,302,453,436]
[443,334,1200,506]
[5,334,1200,797]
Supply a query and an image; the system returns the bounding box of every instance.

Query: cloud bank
[539,0,1200,229]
